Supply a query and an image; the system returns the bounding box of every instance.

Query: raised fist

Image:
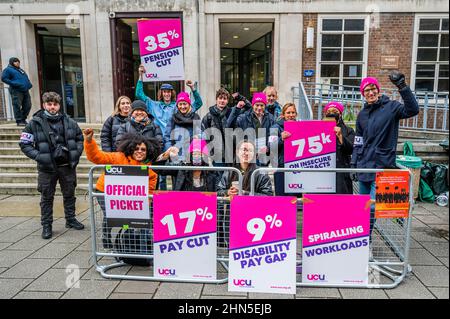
[83,128,94,142]
[138,64,146,75]
[389,70,407,90]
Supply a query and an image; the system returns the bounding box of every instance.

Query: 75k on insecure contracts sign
[104,165,150,228]
[137,19,185,82]
[228,196,297,294]
[284,121,336,193]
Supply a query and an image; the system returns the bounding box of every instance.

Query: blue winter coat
[1,65,32,92]
[352,86,419,182]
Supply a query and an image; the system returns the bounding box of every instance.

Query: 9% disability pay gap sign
[228,196,297,294]
[153,192,217,280]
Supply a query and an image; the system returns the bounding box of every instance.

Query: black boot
[66,218,85,230]
[42,224,52,239]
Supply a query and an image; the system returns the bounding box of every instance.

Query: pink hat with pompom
[324,101,344,114]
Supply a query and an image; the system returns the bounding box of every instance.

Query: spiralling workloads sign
[137,19,185,82]
[228,196,297,294]
[284,121,336,193]
[104,165,150,228]
[302,194,371,286]
[153,192,217,280]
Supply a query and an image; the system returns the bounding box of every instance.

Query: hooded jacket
[352,86,419,182]
[84,138,157,192]
[19,109,83,172]
[216,167,273,196]
[1,58,33,92]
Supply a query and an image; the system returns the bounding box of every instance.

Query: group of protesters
[10,57,419,239]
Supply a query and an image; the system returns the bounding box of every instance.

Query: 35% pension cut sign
[144,29,180,52]
[161,207,212,236]
[247,214,283,242]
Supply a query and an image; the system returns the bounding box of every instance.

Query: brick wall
[367,13,415,90]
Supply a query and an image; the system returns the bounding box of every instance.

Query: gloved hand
[389,71,407,90]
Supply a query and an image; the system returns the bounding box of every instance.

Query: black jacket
[19,110,83,172]
[115,119,163,150]
[100,114,128,152]
[216,168,273,196]
[159,168,217,192]
[352,87,419,182]
[201,105,233,163]
[269,119,286,167]
[335,119,356,194]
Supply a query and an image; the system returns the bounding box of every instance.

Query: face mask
[325,113,340,122]
[192,154,202,166]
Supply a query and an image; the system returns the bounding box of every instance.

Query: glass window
[420,19,441,31]
[321,64,340,77]
[323,19,342,31]
[344,19,365,31]
[414,17,449,92]
[322,34,341,47]
[319,17,367,88]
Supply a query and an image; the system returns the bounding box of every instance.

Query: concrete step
[0,163,94,174]
[399,129,448,141]
[0,140,21,148]
[0,172,101,184]
[0,148,23,155]
[0,183,89,195]
[0,155,93,165]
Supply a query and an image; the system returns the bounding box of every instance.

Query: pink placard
[284,121,336,164]
[137,19,183,56]
[302,194,371,248]
[153,192,217,242]
[229,196,297,250]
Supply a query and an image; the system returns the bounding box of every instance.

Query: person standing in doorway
[19,92,84,239]
[1,57,33,126]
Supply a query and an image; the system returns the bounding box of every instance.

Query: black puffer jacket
[335,119,356,194]
[160,168,217,192]
[100,114,128,152]
[217,166,273,196]
[19,110,83,172]
[115,119,163,150]
[201,105,233,163]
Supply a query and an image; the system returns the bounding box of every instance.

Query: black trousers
[9,88,31,122]
[37,166,77,226]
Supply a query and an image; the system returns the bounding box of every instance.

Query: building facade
[0,0,448,122]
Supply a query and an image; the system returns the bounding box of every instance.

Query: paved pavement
[0,195,448,299]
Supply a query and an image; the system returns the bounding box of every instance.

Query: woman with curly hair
[83,129,161,248]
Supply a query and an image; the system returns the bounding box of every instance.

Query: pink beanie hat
[324,101,344,114]
[189,139,209,156]
[176,92,191,106]
[251,92,267,106]
[360,77,380,95]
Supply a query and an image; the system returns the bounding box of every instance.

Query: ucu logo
[289,184,303,189]
[106,167,123,174]
[145,73,158,78]
[307,274,326,281]
[233,279,252,287]
[158,268,176,276]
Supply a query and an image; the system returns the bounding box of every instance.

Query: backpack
[114,228,153,266]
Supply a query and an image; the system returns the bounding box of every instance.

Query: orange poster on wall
[375,170,410,218]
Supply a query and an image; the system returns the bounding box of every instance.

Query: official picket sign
[284,121,336,193]
[104,165,150,228]
[375,170,410,218]
[228,196,297,294]
[137,19,185,82]
[302,194,371,286]
[153,192,217,280]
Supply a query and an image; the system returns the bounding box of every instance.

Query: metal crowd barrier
[250,167,414,289]
[88,165,242,283]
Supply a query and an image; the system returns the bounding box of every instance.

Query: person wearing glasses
[83,129,160,249]
[352,71,419,247]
